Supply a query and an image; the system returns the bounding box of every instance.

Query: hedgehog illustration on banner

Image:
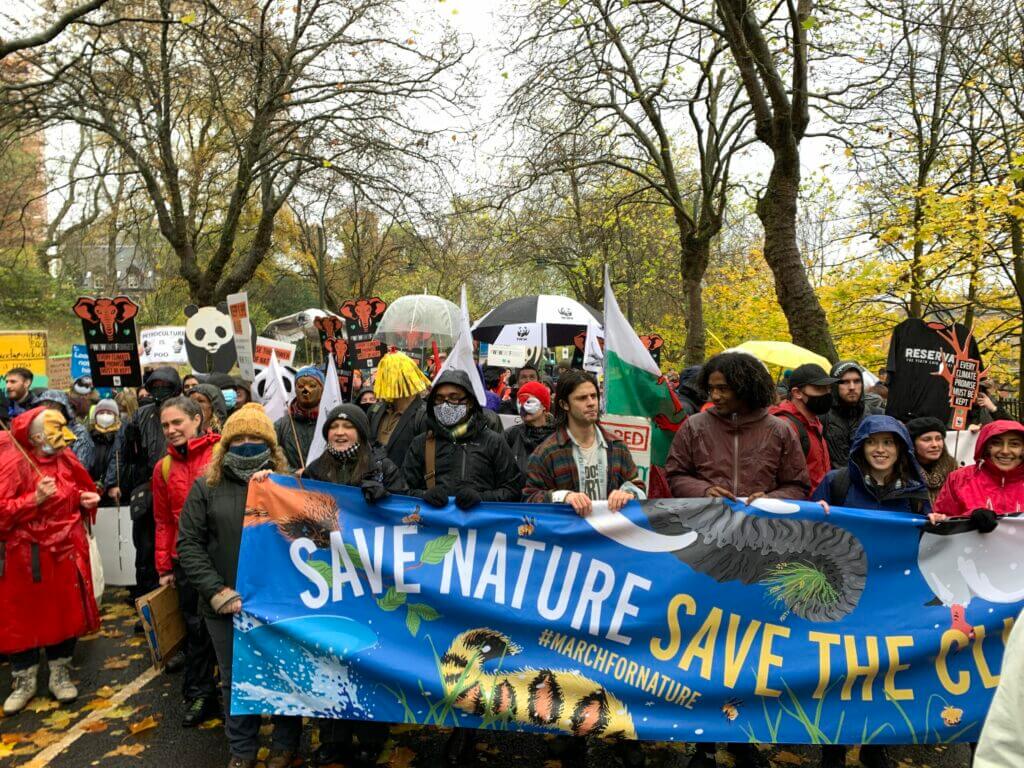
[73,295,143,387]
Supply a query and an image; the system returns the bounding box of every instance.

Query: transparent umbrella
[375,295,462,350]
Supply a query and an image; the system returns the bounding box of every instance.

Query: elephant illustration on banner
[73,296,140,342]
[314,316,348,371]
[340,297,387,335]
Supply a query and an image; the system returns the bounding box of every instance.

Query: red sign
[932,325,986,430]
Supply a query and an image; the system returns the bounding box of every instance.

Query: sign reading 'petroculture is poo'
[233,477,1023,744]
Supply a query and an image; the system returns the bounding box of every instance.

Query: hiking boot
[266,750,296,768]
[163,650,185,674]
[820,744,846,768]
[859,744,893,768]
[47,658,78,703]
[3,665,38,715]
[182,695,218,727]
[227,758,256,768]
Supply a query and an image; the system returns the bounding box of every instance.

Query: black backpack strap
[778,411,810,456]
[829,467,850,506]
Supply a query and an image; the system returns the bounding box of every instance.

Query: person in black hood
[403,371,521,764]
[302,403,404,767]
[676,365,706,417]
[104,365,182,600]
[822,361,881,470]
[403,369,521,512]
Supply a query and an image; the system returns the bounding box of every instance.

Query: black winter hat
[906,416,947,441]
[322,404,370,443]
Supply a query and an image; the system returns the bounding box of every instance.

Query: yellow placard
[0,330,48,378]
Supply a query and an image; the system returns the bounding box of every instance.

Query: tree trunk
[679,233,708,365]
[755,147,838,363]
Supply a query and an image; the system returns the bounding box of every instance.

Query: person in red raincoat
[151,395,221,727]
[930,420,1024,521]
[0,406,100,715]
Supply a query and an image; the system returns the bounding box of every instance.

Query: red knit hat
[517,381,551,412]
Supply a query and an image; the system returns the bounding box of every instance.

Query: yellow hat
[374,352,431,401]
[220,403,277,447]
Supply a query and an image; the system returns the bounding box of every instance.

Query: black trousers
[10,638,77,671]
[172,560,217,701]
[130,488,159,599]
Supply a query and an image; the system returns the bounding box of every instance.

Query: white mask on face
[95,412,117,428]
[519,396,543,416]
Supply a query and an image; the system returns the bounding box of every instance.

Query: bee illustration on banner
[721,698,743,722]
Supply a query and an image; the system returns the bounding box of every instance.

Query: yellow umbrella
[732,340,831,372]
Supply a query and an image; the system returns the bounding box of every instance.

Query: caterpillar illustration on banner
[440,628,637,740]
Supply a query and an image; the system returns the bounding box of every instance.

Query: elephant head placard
[339,297,388,371]
[73,295,143,387]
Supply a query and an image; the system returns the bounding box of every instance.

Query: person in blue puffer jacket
[810,414,930,768]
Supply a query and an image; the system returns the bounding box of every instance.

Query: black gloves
[970,508,998,534]
[455,487,482,511]
[422,486,449,508]
[361,478,388,505]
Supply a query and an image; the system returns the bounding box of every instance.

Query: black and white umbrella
[471,295,603,348]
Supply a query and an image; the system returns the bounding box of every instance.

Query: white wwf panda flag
[184,303,238,375]
[255,352,293,424]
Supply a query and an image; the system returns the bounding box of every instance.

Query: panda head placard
[184,303,237,374]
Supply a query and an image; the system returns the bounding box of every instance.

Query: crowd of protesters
[2,342,1023,768]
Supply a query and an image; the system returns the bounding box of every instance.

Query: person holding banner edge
[177,403,302,768]
[301,403,405,767]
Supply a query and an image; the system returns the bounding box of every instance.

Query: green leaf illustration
[377,586,407,611]
[345,543,364,570]
[419,534,457,565]
[408,602,440,621]
[307,558,331,582]
[405,608,421,637]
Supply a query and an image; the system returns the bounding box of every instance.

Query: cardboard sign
[639,334,664,366]
[932,325,985,430]
[135,584,186,669]
[314,316,348,371]
[487,344,529,369]
[600,413,653,484]
[0,330,48,380]
[227,292,256,382]
[71,344,92,378]
[73,296,143,388]
[184,304,237,375]
[253,337,296,370]
[339,298,388,371]
[48,355,72,390]
[139,327,188,367]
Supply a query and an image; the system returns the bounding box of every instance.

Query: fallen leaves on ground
[80,698,115,712]
[0,742,18,758]
[773,751,808,765]
[385,746,417,768]
[198,718,223,730]
[105,705,137,720]
[41,709,75,730]
[0,734,26,745]
[81,721,109,734]
[103,656,132,670]
[102,744,146,758]
[95,685,118,699]
[27,728,63,748]
[128,715,159,736]
[24,698,59,713]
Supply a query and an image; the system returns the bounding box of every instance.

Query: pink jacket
[933,420,1024,518]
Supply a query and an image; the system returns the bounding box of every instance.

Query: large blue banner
[232,475,1023,744]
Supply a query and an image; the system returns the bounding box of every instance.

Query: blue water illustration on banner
[231,475,1024,744]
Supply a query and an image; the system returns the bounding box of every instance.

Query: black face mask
[149,384,178,403]
[804,392,833,416]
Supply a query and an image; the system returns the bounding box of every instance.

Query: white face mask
[519,396,544,416]
[95,412,117,428]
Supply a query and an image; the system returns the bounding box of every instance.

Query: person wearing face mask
[769,363,837,493]
[905,417,957,501]
[810,415,929,768]
[0,406,101,715]
[152,396,221,727]
[88,398,122,491]
[402,369,521,515]
[190,383,228,434]
[503,381,555,476]
[177,404,302,768]
[353,386,376,413]
[37,389,96,474]
[230,377,251,413]
[274,366,324,471]
[104,366,183,601]
[300,404,404,768]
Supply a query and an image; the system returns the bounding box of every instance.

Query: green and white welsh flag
[602,268,685,466]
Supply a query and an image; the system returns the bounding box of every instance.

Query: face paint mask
[434,402,468,428]
[519,396,543,417]
[228,442,267,457]
[221,389,237,409]
[95,412,117,428]
[804,393,834,416]
[32,410,75,453]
